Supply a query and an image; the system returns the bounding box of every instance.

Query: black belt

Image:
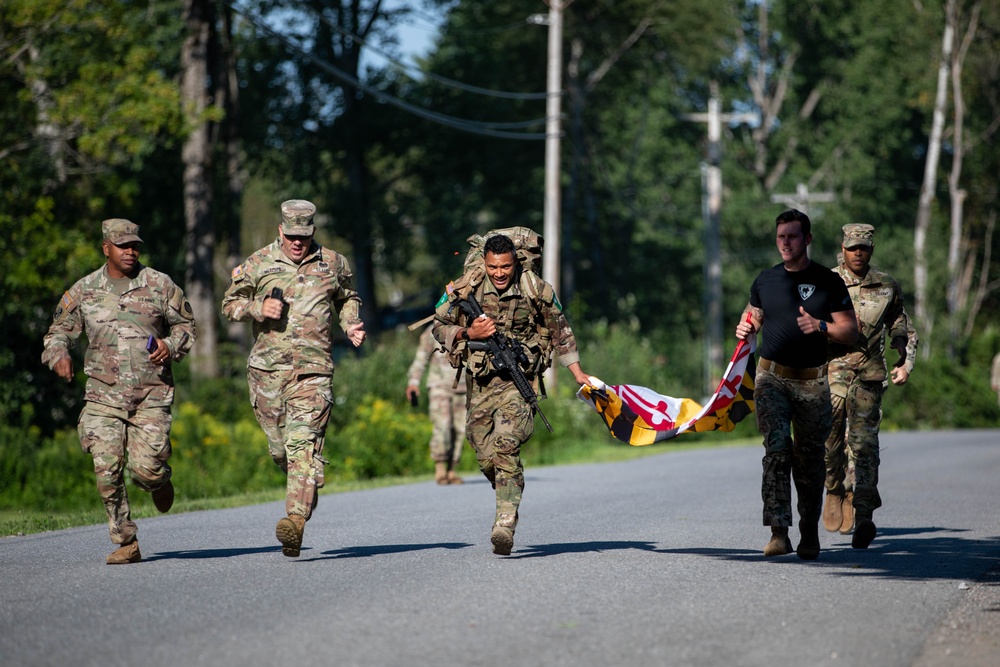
[759,357,827,380]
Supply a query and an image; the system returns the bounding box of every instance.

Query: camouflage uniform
[407,325,467,468]
[755,373,833,528]
[825,225,918,518]
[221,209,362,522]
[432,269,579,535]
[41,220,195,547]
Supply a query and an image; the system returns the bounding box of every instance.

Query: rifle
[451,293,553,432]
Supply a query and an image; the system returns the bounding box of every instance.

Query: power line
[229,3,550,140]
[305,5,551,101]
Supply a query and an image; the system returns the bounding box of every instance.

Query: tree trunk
[914,0,955,357]
[962,210,998,341]
[218,2,248,352]
[945,1,980,358]
[182,0,218,377]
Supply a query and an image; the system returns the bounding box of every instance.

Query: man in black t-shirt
[735,209,857,560]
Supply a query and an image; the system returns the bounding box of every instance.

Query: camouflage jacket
[407,325,466,393]
[221,238,362,374]
[41,264,196,410]
[432,269,580,378]
[827,261,918,385]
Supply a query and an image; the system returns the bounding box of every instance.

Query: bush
[881,354,1000,430]
[329,395,432,480]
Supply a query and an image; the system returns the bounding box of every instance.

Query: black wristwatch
[460,328,470,341]
[818,320,828,334]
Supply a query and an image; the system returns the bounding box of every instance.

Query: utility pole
[769,183,835,216]
[682,82,756,395]
[542,1,567,297]
[534,1,572,392]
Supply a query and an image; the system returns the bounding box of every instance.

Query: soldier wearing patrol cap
[406,324,468,485]
[821,223,918,549]
[42,218,196,564]
[223,198,366,558]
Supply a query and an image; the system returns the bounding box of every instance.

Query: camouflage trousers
[248,367,331,520]
[754,369,832,528]
[78,402,173,546]
[466,374,534,531]
[824,374,885,515]
[428,386,466,466]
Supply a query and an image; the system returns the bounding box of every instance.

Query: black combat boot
[796,521,821,560]
[852,511,877,549]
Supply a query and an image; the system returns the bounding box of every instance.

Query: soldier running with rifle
[433,232,591,556]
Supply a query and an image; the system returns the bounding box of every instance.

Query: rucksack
[448,226,544,302]
[465,226,543,275]
[443,227,555,381]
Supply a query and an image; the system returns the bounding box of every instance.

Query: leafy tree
[0,0,187,432]
[233,0,438,333]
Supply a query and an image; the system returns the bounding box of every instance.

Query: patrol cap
[842,223,874,249]
[280,199,317,236]
[102,218,143,245]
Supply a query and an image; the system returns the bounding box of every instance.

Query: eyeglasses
[284,234,313,243]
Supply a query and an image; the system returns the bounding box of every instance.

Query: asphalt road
[2,430,998,667]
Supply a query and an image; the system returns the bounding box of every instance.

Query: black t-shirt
[750,260,853,368]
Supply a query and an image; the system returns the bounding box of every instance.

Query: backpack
[444,227,554,381]
[449,226,544,302]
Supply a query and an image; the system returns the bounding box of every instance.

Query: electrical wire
[229,3,552,140]
[320,16,551,101]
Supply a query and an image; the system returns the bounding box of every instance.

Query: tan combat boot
[434,461,449,485]
[446,468,464,485]
[839,491,855,534]
[275,514,306,558]
[822,491,843,532]
[106,539,141,565]
[763,527,792,557]
[491,526,514,556]
[152,480,174,513]
[491,511,518,556]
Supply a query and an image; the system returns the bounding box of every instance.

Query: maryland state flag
[577,332,756,446]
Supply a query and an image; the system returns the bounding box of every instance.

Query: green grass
[0,438,755,538]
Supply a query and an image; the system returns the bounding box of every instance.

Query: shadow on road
[302,542,474,561]
[144,545,280,561]
[510,540,661,559]
[659,526,1000,581]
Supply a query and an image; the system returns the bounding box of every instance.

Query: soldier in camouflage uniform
[42,219,196,565]
[406,325,467,485]
[222,199,366,558]
[735,210,857,560]
[822,223,918,550]
[433,234,592,556]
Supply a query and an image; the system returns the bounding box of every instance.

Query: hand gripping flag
[577,330,757,446]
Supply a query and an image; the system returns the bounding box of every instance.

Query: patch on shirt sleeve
[231,265,243,279]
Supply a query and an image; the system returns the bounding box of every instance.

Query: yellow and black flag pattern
[578,334,756,446]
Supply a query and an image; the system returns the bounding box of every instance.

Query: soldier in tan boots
[406,325,468,485]
[822,223,917,549]
[42,219,196,564]
[223,199,366,558]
